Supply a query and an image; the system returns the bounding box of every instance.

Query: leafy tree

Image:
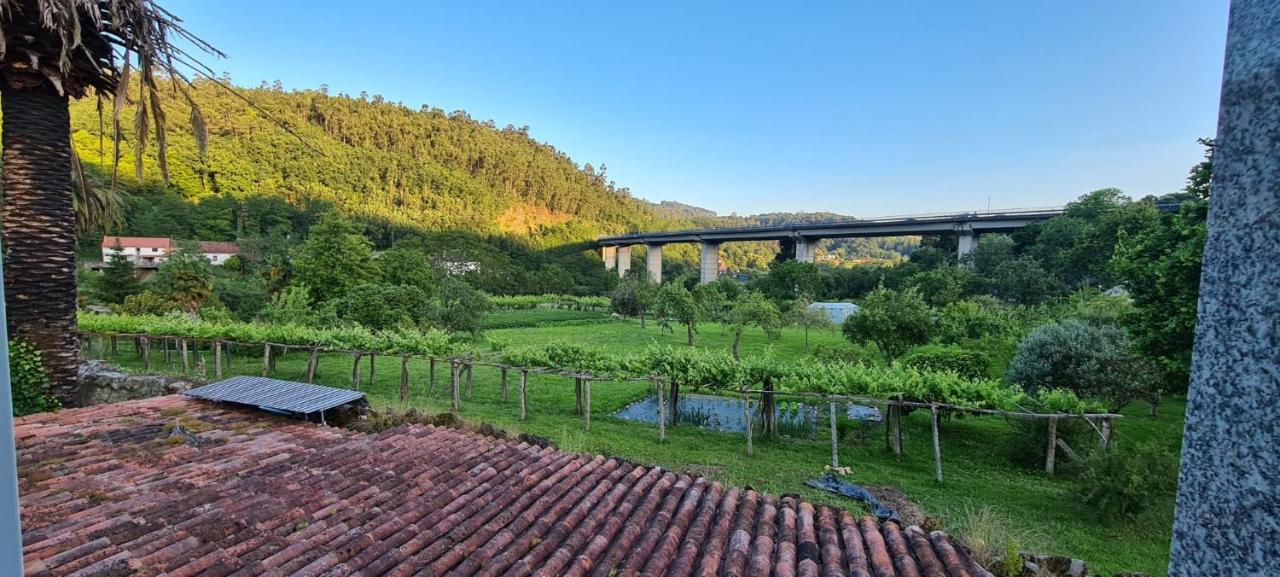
[726,291,782,359]
[114,290,177,316]
[264,285,335,327]
[991,257,1061,305]
[787,295,833,351]
[1006,320,1156,411]
[213,273,271,321]
[935,296,1022,344]
[692,282,731,326]
[610,271,658,327]
[655,280,703,345]
[428,276,491,335]
[150,245,216,313]
[293,215,379,304]
[970,234,1016,276]
[754,260,825,305]
[900,345,992,380]
[906,265,970,307]
[842,286,933,362]
[336,283,431,330]
[378,244,439,295]
[94,247,142,305]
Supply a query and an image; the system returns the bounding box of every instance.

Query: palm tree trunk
[2,78,79,404]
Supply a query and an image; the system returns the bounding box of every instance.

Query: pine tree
[96,242,142,305]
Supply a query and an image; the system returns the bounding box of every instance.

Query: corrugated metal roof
[185,376,365,414]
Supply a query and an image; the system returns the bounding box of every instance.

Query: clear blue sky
[167,1,1229,217]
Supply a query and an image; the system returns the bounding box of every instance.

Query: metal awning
[185,376,365,415]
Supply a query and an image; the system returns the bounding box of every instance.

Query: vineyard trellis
[78,313,1122,480]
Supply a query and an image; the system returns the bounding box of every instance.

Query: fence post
[428,358,437,394]
[743,387,754,457]
[351,353,362,389]
[399,356,410,405]
[140,336,150,371]
[110,334,117,357]
[465,360,473,400]
[829,399,839,468]
[519,369,528,420]
[214,340,223,378]
[656,378,666,442]
[931,404,943,483]
[574,377,583,414]
[451,360,461,412]
[583,379,591,432]
[261,343,271,377]
[180,339,190,374]
[1045,416,1059,475]
[500,367,508,402]
[306,347,319,383]
[369,353,376,387]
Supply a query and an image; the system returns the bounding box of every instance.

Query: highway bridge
[596,207,1067,283]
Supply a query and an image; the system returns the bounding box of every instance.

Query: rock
[77,360,205,406]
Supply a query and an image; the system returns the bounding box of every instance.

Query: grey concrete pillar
[616,245,631,277]
[956,227,976,261]
[795,238,817,263]
[646,244,663,284]
[699,242,720,284]
[601,246,617,271]
[1169,2,1280,575]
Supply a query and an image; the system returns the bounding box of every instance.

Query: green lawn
[86,314,1182,576]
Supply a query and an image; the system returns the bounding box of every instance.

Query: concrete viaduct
[596,207,1067,284]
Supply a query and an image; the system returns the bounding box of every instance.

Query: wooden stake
[830,399,839,468]
[140,337,150,371]
[583,379,591,431]
[428,358,436,394]
[451,361,461,412]
[465,361,473,400]
[180,339,190,374]
[889,403,903,456]
[743,388,754,457]
[369,353,376,387]
[261,343,271,377]
[931,404,943,483]
[306,347,319,383]
[352,353,362,389]
[163,338,171,363]
[214,341,223,378]
[399,356,410,404]
[656,378,666,442]
[110,335,117,357]
[500,367,508,402]
[574,377,583,414]
[519,369,528,420]
[1045,417,1059,475]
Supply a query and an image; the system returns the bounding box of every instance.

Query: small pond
[613,392,882,435]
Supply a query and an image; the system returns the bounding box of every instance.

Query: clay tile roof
[100,236,172,249]
[197,240,239,254]
[16,396,994,576]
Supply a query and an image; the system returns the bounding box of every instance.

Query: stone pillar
[616,245,631,277]
[646,244,663,284]
[795,238,817,263]
[1169,3,1280,576]
[602,246,617,271]
[699,242,720,284]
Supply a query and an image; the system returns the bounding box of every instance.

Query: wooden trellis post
[368,353,376,387]
[519,369,528,420]
[931,404,943,483]
[465,360,473,400]
[656,378,666,442]
[829,399,839,468]
[214,341,223,378]
[163,338,171,364]
[305,347,319,384]
[1045,416,1059,475]
[886,402,904,456]
[583,379,592,431]
[180,340,190,374]
[574,377,583,414]
[261,343,271,377]
[428,358,437,394]
[451,360,462,412]
[500,367,509,402]
[351,353,363,389]
[140,336,150,371]
[110,335,118,357]
[743,387,753,457]
[399,356,410,404]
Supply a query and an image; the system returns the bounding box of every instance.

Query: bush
[1006,320,1155,410]
[113,290,177,316]
[1073,443,1177,520]
[900,345,991,381]
[9,340,60,416]
[842,286,933,361]
[811,343,882,366]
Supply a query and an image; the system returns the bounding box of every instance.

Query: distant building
[808,301,860,324]
[99,236,238,267]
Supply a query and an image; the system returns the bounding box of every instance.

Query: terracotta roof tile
[18,396,992,576]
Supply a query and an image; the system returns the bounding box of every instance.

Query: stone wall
[76,360,201,406]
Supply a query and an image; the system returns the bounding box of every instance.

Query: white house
[808,301,860,324]
[198,241,240,265]
[101,236,173,265]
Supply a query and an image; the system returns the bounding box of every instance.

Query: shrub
[9,340,60,416]
[842,285,933,361]
[1073,442,1177,520]
[900,345,991,380]
[1006,320,1155,410]
[811,344,882,366]
[113,290,177,316]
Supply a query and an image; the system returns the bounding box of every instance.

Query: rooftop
[100,236,173,249]
[16,396,993,576]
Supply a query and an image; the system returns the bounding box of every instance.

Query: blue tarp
[805,473,899,522]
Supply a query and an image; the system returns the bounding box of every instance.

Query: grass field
[87,313,1182,576]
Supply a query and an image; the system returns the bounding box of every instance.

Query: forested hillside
[62,80,912,288]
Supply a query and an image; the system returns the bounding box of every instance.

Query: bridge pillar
[616,245,631,277]
[602,246,617,271]
[795,239,817,263]
[1170,3,1280,575]
[956,226,977,262]
[646,244,663,284]
[699,242,720,284]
